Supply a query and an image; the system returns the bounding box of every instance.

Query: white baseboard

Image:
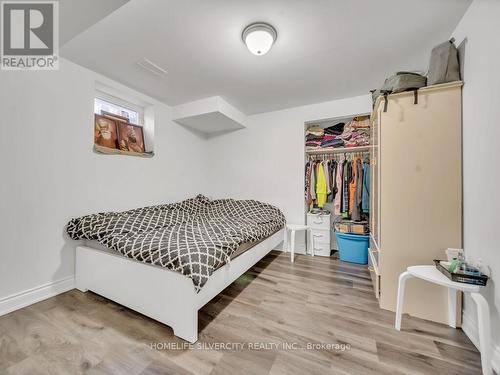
[0,276,75,317]
[462,310,500,373]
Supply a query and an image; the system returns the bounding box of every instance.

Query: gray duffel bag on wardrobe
[371,72,427,111]
[381,71,427,94]
[427,38,461,85]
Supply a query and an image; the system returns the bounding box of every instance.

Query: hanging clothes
[316,162,328,208]
[329,160,337,202]
[356,158,364,213]
[362,160,370,213]
[305,161,313,206]
[310,161,317,202]
[348,157,358,217]
[304,160,317,208]
[323,160,331,198]
[351,157,363,221]
[342,159,351,217]
[334,157,344,215]
[305,153,370,220]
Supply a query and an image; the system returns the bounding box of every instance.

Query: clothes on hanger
[349,157,359,218]
[323,160,331,199]
[334,157,344,215]
[342,159,351,217]
[362,160,370,213]
[305,161,313,206]
[328,160,337,203]
[305,153,370,220]
[316,162,328,208]
[350,157,364,221]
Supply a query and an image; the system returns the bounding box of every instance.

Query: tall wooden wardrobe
[368,81,463,325]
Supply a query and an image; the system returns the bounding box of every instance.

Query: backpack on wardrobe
[427,38,461,85]
[370,72,427,111]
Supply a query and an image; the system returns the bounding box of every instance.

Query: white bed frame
[75,229,283,343]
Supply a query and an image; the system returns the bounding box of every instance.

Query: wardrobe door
[370,108,381,250]
[378,83,462,325]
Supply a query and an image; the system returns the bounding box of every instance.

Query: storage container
[350,223,368,235]
[335,232,369,264]
[335,223,350,233]
[334,221,369,235]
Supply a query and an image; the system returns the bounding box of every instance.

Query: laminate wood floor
[0,251,483,375]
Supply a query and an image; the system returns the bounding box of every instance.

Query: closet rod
[305,145,373,155]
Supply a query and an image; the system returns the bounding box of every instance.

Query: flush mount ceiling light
[242,22,277,56]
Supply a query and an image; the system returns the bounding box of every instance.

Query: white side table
[396,265,492,375]
[283,224,313,262]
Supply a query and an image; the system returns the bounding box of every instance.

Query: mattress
[67,195,285,291]
[219,228,280,265]
[86,228,279,271]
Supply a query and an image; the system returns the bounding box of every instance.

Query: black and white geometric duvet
[66,195,285,292]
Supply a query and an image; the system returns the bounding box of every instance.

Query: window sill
[93,144,154,158]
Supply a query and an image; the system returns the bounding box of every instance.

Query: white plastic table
[395,265,492,375]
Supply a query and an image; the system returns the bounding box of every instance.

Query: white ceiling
[59,0,129,46]
[61,0,472,115]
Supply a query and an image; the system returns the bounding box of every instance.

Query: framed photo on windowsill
[94,114,119,150]
[94,114,150,157]
[117,122,145,154]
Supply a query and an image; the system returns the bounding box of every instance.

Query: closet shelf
[306,145,373,154]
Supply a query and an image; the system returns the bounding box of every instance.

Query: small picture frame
[117,122,145,154]
[94,114,119,150]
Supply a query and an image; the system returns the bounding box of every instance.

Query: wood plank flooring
[0,251,483,375]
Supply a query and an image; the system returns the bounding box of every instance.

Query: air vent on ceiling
[136,58,167,77]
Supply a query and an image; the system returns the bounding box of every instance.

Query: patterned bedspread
[66,195,285,291]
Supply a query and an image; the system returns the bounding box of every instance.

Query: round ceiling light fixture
[242,22,277,56]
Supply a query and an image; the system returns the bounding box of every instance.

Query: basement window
[94,92,144,126]
[93,88,153,157]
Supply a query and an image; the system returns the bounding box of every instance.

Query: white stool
[395,265,492,375]
[283,224,314,262]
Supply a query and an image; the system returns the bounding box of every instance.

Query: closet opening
[304,114,372,259]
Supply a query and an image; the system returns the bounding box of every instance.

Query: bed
[67,195,285,342]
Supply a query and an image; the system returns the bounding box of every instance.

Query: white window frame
[93,82,155,156]
[94,90,145,126]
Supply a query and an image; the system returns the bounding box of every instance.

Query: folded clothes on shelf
[324,122,345,135]
[351,116,371,129]
[305,126,324,137]
[305,117,371,150]
[321,138,344,148]
[306,134,324,141]
[306,141,322,147]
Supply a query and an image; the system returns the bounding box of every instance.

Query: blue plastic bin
[335,232,369,264]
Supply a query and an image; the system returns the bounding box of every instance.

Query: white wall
[205,95,371,251]
[0,58,208,306]
[5,12,497,364]
[0,55,370,313]
[452,0,500,369]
